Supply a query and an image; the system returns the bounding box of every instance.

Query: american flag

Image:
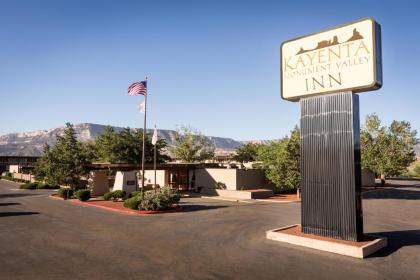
[128,81,147,96]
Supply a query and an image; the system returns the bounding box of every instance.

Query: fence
[12,173,36,183]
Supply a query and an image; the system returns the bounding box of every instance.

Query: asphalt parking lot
[1,179,419,280]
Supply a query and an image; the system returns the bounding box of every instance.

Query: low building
[0,156,39,174]
[86,163,273,198]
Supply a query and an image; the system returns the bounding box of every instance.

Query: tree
[133,128,170,164]
[284,127,300,189]
[233,143,260,163]
[361,114,417,181]
[257,140,288,189]
[94,127,169,164]
[257,126,300,191]
[33,143,53,182]
[34,123,89,189]
[94,126,119,163]
[412,162,420,177]
[169,126,215,163]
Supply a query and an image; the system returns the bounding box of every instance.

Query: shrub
[58,188,73,199]
[74,185,88,191]
[36,182,56,189]
[123,196,140,209]
[139,191,160,211]
[128,191,142,198]
[20,182,37,190]
[103,191,113,201]
[75,189,91,201]
[161,187,181,204]
[1,175,13,181]
[103,190,126,201]
[112,190,126,199]
[139,187,180,211]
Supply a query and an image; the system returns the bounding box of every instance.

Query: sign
[281,18,382,101]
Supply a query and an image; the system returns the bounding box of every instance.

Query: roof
[85,162,221,171]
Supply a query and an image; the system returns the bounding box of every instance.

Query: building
[0,156,39,174]
[87,163,274,198]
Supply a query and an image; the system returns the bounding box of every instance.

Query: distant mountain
[0,123,243,157]
[241,139,280,145]
[2,123,418,159]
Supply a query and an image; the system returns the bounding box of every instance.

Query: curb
[266,224,387,259]
[255,199,301,204]
[48,194,181,216]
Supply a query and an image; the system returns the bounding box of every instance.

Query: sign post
[281,18,382,241]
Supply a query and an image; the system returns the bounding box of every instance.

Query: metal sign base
[300,91,363,241]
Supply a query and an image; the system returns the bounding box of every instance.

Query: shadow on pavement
[0,193,40,199]
[0,211,40,217]
[368,229,420,258]
[363,188,420,200]
[180,205,229,212]
[0,202,21,206]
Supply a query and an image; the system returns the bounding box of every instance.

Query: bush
[103,191,113,201]
[20,182,38,190]
[75,189,91,201]
[112,190,126,199]
[58,188,73,199]
[128,191,142,198]
[36,182,60,189]
[1,175,13,181]
[74,184,88,191]
[139,187,180,211]
[123,196,140,209]
[103,190,126,201]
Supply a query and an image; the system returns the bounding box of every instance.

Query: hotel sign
[281,18,382,101]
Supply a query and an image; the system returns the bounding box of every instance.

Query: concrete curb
[48,194,181,216]
[266,224,387,259]
[255,199,300,204]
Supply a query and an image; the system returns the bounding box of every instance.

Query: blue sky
[0,0,419,140]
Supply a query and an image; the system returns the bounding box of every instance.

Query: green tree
[257,126,300,191]
[169,126,215,162]
[233,143,260,163]
[412,162,420,177]
[33,143,53,182]
[361,114,417,181]
[133,129,170,164]
[34,123,89,189]
[94,126,119,163]
[284,127,300,189]
[94,127,169,164]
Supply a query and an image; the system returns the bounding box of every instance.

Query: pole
[141,77,148,197]
[154,125,157,188]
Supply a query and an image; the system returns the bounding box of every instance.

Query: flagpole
[154,125,157,188]
[141,77,148,197]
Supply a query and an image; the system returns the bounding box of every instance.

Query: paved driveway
[0,179,419,279]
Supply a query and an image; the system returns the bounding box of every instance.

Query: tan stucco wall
[113,171,138,193]
[195,168,237,190]
[362,169,375,187]
[144,170,166,187]
[12,172,35,182]
[236,169,267,190]
[9,165,19,173]
[195,168,268,193]
[89,171,110,196]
